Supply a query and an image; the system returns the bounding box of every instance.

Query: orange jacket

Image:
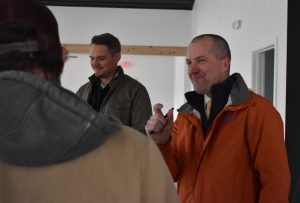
[159,74,290,203]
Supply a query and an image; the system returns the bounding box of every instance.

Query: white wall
[120,55,176,112]
[191,0,287,124]
[50,6,191,112]
[49,6,191,46]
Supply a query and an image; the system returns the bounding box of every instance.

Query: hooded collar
[0,70,121,166]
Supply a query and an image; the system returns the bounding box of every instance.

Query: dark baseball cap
[0,0,61,55]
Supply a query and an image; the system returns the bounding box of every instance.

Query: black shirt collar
[88,66,124,86]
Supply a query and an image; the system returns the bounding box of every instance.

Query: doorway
[252,40,278,106]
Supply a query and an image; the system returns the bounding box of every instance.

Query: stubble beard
[193,79,210,95]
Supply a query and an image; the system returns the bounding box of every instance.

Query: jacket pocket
[106,101,131,125]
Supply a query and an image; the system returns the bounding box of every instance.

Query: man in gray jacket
[76,33,152,134]
[0,0,179,202]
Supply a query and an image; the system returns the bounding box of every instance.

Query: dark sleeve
[76,83,90,102]
[131,84,152,134]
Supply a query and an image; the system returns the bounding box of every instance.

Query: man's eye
[197,59,206,64]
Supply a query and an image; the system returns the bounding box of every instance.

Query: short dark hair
[0,23,63,81]
[91,33,121,55]
[191,34,231,61]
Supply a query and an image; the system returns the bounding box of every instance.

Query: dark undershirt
[185,75,235,137]
[88,76,110,112]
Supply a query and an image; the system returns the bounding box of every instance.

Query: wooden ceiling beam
[62,44,187,56]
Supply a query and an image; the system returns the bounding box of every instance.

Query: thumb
[153,103,164,116]
[166,107,174,121]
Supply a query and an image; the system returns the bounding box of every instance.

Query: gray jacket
[0,70,121,166]
[76,67,152,134]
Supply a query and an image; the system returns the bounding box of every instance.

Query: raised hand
[145,103,174,144]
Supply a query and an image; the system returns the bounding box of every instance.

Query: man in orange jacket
[145,34,290,203]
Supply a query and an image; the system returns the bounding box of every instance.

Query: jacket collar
[179,73,251,114]
[88,66,124,85]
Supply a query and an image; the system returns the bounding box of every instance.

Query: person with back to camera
[76,33,152,134]
[0,0,179,202]
[145,33,291,203]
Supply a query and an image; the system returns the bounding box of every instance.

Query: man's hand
[145,103,174,145]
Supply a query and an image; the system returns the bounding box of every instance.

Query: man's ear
[222,58,230,73]
[114,52,121,62]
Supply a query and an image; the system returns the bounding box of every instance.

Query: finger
[147,117,164,130]
[145,118,159,134]
[145,123,163,135]
[166,107,174,121]
[153,103,164,116]
[145,126,154,136]
[145,124,154,135]
[164,108,174,120]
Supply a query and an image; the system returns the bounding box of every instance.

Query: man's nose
[189,62,199,72]
[91,59,96,66]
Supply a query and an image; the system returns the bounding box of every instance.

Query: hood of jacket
[0,71,121,167]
